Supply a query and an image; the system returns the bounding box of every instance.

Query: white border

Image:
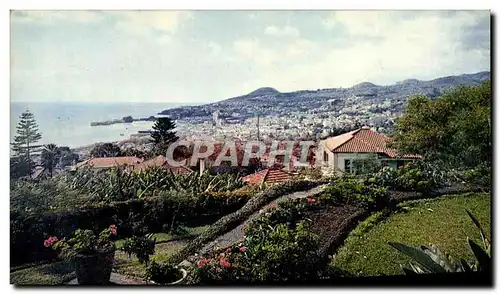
[2,1,497,294]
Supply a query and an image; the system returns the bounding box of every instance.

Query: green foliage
[293,167,324,181]
[150,117,179,153]
[120,234,156,265]
[321,176,389,209]
[456,162,491,187]
[11,110,42,178]
[89,142,122,158]
[122,116,134,123]
[41,144,62,178]
[56,146,79,168]
[391,81,491,169]
[389,210,491,273]
[11,109,42,156]
[372,160,445,192]
[146,261,183,284]
[168,180,324,265]
[245,220,321,282]
[10,155,35,179]
[47,225,117,258]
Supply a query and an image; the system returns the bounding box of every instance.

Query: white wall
[335,153,378,173]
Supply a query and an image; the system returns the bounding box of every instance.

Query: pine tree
[11,110,42,178]
[150,117,179,146]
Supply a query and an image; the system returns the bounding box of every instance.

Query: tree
[150,117,179,155]
[11,110,42,178]
[41,144,61,177]
[391,81,491,169]
[121,147,147,159]
[10,155,34,179]
[122,116,134,123]
[90,143,122,158]
[57,146,80,168]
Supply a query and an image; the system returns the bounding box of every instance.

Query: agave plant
[389,209,491,274]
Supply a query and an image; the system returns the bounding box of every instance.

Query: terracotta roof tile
[323,127,421,159]
[75,156,143,169]
[241,168,292,186]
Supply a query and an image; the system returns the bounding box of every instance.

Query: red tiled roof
[322,127,421,159]
[134,155,194,174]
[74,156,143,169]
[241,168,293,186]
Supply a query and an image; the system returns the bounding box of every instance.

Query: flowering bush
[195,243,252,283]
[44,224,117,258]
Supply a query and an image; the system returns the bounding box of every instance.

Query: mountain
[159,71,490,119]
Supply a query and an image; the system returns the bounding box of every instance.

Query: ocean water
[10,102,190,148]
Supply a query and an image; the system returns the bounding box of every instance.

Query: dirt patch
[305,205,369,263]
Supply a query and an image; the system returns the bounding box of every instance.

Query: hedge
[10,189,252,266]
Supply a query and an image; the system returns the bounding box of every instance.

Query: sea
[10,102,192,149]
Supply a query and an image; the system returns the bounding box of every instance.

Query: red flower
[43,236,58,247]
[239,247,246,253]
[197,257,210,269]
[306,198,316,203]
[109,224,117,235]
[221,260,231,268]
[226,248,232,253]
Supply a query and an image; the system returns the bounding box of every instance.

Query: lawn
[10,260,75,285]
[331,192,491,276]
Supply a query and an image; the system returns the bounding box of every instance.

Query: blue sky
[10,10,490,103]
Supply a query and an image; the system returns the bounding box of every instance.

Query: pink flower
[307,198,316,203]
[43,236,58,247]
[221,260,231,268]
[216,268,222,273]
[197,257,211,269]
[239,247,246,253]
[109,224,117,235]
[226,248,232,253]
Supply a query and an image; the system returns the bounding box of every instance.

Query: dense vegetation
[10,166,253,266]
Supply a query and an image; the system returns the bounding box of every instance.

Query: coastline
[71,134,153,158]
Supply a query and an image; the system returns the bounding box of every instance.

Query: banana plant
[389,209,491,274]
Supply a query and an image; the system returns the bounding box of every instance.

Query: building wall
[336,153,376,173]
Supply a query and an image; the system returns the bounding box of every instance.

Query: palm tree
[41,143,61,178]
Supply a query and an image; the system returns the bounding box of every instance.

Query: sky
[10,10,490,103]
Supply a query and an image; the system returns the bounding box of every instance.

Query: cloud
[11,10,104,24]
[10,11,490,104]
[264,25,300,37]
[110,11,193,36]
[233,38,278,67]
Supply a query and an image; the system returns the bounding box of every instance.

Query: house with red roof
[134,155,194,174]
[319,126,421,174]
[241,167,293,186]
[71,156,143,171]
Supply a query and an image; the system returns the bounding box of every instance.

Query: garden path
[198,184,328,255]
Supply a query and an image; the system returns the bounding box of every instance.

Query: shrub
[321,177,389,210]
[146,261,183,284]
[45,224,117,258]
[371,161,446,193]
[120,234,156,265]
[457,163,491,188]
